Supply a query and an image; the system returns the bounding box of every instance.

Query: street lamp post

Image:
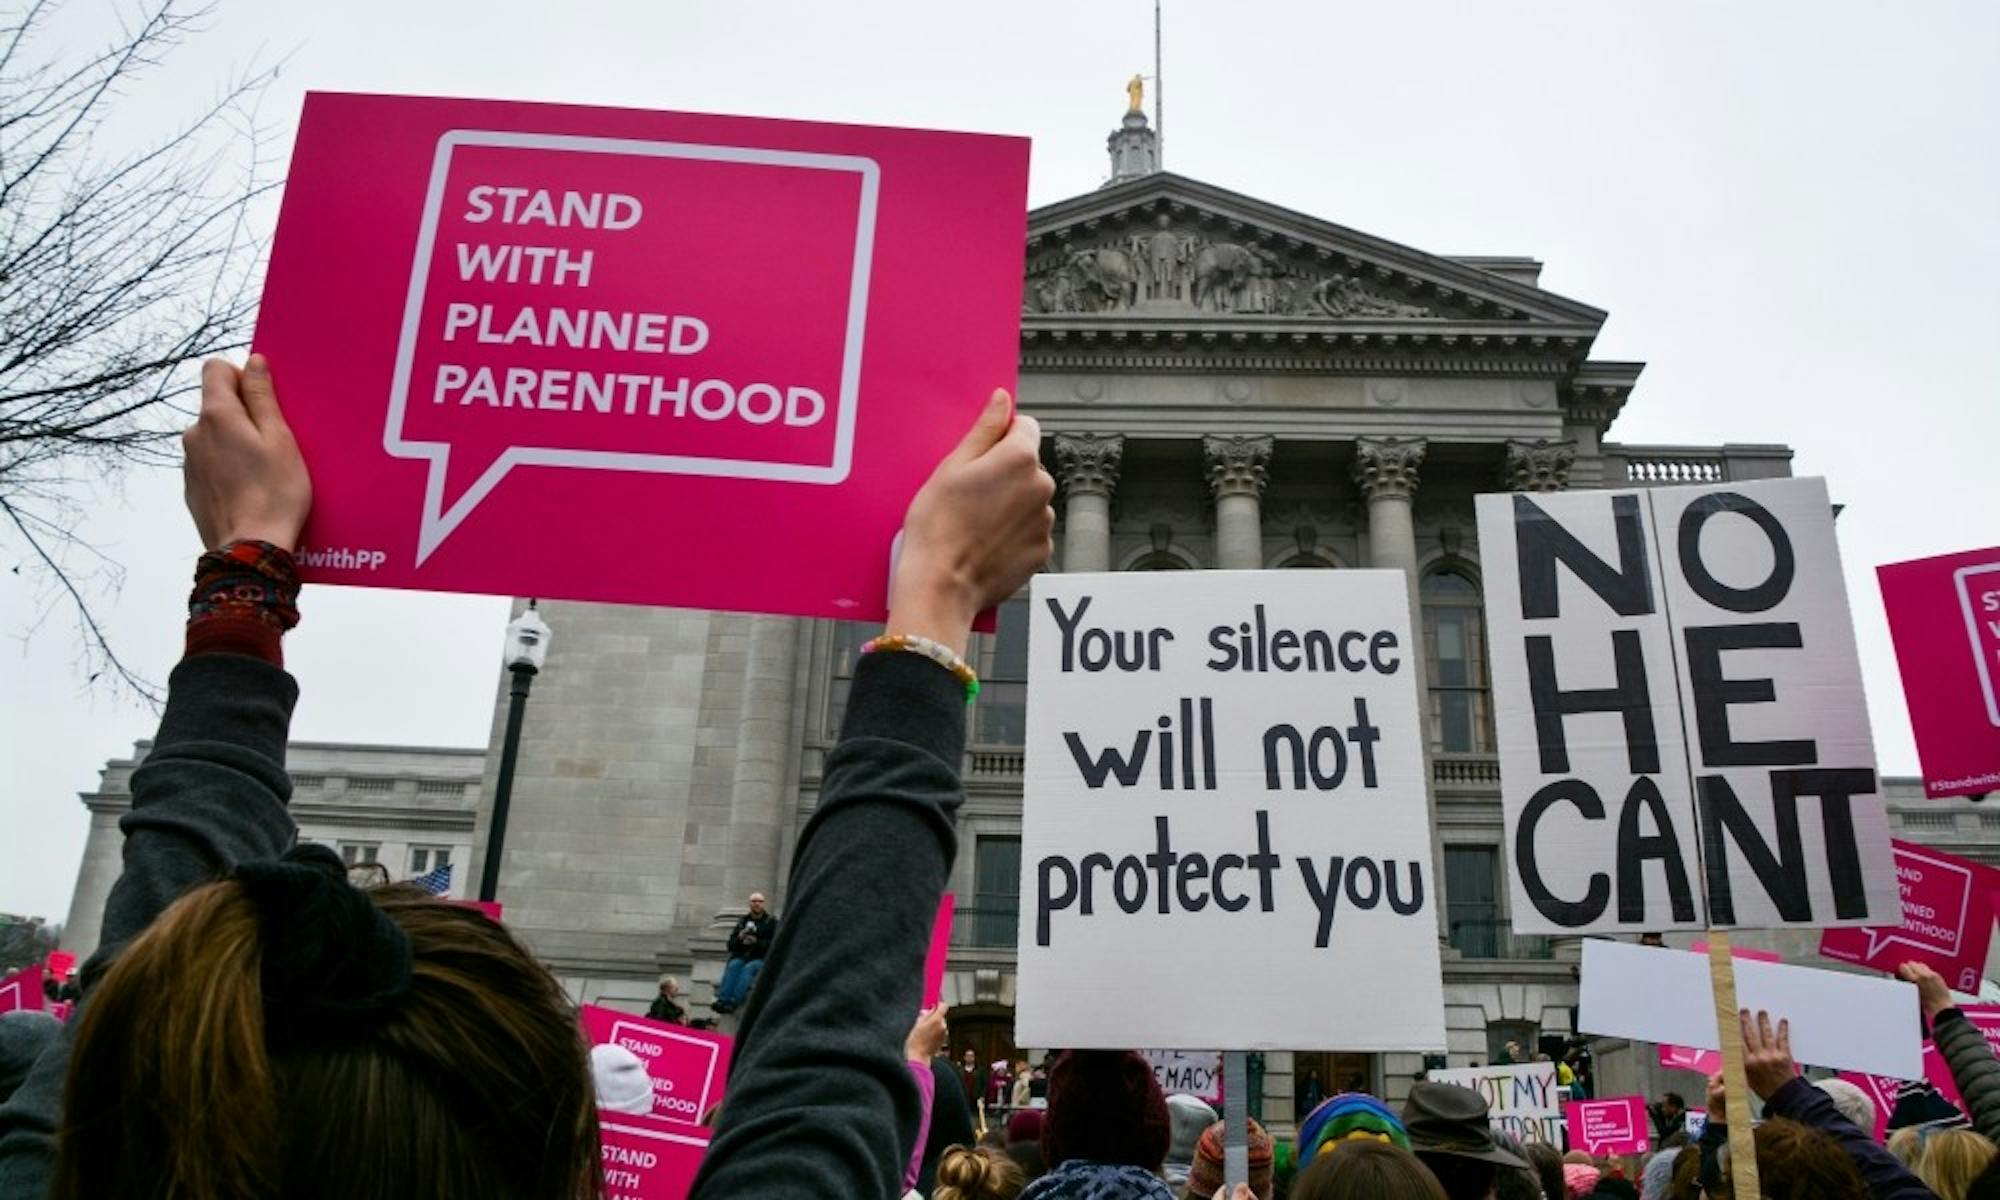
[479,601,552,903]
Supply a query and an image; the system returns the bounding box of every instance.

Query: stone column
[1353,437,1449,938]
[1204,434,1274,570]
[1501,437,1577,493]
[1053,433,1124,573]
[721,614,801,910]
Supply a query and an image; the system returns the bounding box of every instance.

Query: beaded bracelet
[861,633,981,703]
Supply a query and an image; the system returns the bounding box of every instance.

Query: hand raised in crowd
[182,355,312,551]
[904,1003,948,1064]
[1898,961,1956,1026]
[1706,1071,1726,1120]
[1739,1009,1798,1101]
[887,389,1055,656]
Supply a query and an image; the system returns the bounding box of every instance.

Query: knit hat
[1040,1050,1170,1172]
[589,1043,656,1114]
[1164,1094,1219,1184]
[1563,1162,1602,1198]
[1813,1078,1877,1135]
[1297,1092,1410,1166]
[1186,1118,1275,1200]
[1018,1159,1175,1200]
[1641,1148,1682,1199]
[1885,1079,1970,1132]
[1008,1107,1047,1145]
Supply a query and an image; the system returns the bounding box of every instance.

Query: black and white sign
[1015,570,1446,1051]
[1477,477,1897,934]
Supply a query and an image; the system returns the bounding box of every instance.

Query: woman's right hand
[182,355,311,551]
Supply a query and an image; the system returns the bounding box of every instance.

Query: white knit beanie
[590,1043,657,1115]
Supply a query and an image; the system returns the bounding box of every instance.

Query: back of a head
[1813,1078,1878,1137]
[1040,1049,1170,1172]
[1921,1128,2000,1200]
[936,1144,1028,1200]
[1888,1127,1924,1170]
[1165,1092,1219,1180]
[52,875,598,1200]
[1291,1140,1447,1200]
[1740,1117,1868,1200]
[1523,1140,1565,1200]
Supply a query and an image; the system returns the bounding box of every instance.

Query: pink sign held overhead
[1820,840,1999,991]
[923,892,954,1009]
[1656,942,1781,1076]
[1880,547,2000,798]
[0,966,44,1014]
[598,1113,710,1200]
[256,92,1029,622]
[1564,1096,1650,1157]
[581,1004,733,1126]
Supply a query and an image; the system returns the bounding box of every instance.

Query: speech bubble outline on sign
[608,1017,725,1122]
[386,130,879,564]
[1959,562,2000,729]
[1864,844,1974,964]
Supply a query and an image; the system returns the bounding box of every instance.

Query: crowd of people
[0,352,1992,1199]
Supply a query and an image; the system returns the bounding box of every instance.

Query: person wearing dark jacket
[646,976,687,1024]
[712,894,778,1014]
[1905,961,2000,1144]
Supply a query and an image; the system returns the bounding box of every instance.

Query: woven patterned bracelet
[861,633,981,703]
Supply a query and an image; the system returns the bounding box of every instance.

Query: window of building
[972,598,1029,745]
[1445,846,1502,958]
[409,845,453,876]
[970,836,1021,948]
[338,841,380,866]
[1902,812,1956,833]
[1422,567,1492,754]
[824,620,873,736]
[1979,812,2000,830]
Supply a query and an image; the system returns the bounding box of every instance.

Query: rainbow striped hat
[1297,1092,1410,1167]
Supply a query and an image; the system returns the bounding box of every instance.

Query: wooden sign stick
[1708,932,1761,1200]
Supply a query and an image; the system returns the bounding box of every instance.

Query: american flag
[412,863,454,896]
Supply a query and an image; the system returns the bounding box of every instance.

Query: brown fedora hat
[1400,1082,1529,1168]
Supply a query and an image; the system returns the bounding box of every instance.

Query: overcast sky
[3,0,1996,922]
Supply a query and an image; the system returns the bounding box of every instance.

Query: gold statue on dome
[1127,74,1145,115]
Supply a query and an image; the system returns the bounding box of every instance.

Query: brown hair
[1889,1127,1924,1170]
[1722,1117,1868,1200]
[1292,1140,1448,1200]
[1665,1144,1703,1200]
[52,882,601,1200]
[1922,1129,2000,1200]
[935,1144,1027,1200]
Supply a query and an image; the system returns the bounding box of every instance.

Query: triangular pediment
[1025,173,1606,334]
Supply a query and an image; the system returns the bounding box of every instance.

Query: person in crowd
[711,891,777,1014]
[0,359,1056,1200]
[1031,1056,1053,1102]
[1717,1117,1871,1200]
[1891,1128,1925,1171]
[1025,1049,1174,1199]
[959,1047,990,1109]
[1296,1092,1409,1170]
[922,1049,982,1198]
[590,1043,658,1115]
[1012,1058,1034,1109]
[1564,1047,1592,1100]
[1648,1092,1687,1143]
[1165,1093,1219,1189]
[935,1144,1029,1200]
[1637,1147,1680,1200]
[1186,1117,1275,1200]
[1487,1133,1541,1200]
[1299,1066,1328,1114]
[1563,1162,1601,1197]
[1496,1042,1520,1065]
[1401,1080,1528,1200]
[901,1003,949,1194]
[1921,1129,1998,1200]
[646,974,686,1023]
[1907,962,2000,1143]
[1586,1175,1636,1200]
[1816,1077,1880,1138]
[1522,1140,1566,1200]
[1289,1139,1447,1200]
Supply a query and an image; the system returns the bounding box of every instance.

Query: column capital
[1353,436,1427,501]
[1203,434,1274,500]
[1501,437,1577,493]
[1053,432,1125,500]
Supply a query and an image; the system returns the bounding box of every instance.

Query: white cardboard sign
[1475,478,1897,934]
[1576,939,1922,1080]
[1426,1062,1565,1145]
[1015,570,1446,1051]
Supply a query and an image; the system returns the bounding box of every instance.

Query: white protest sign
[1576,939,1921,1080]
[1475,477,1897,934]
[1144,1049,1223,1106]
[1015,570,1446,1051]
[1426,1062,1564,1146]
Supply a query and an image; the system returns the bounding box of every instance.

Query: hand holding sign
[1899,961,1957,1027]
[183,356,312,552]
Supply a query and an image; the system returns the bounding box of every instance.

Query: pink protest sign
[1837,1005,2000,1140]
[1881,547,2000,798]
[1657,942,1782,1075]
[599,1113,710,1200]
[581,1004,733,1125]
[1564,1096,1650,1157]
[1820,840,1998,990]
[257,92,1029,622]
[0,966,45,1014]
[44,950,75,980]
[923,892,954,1009]
[453,899,504,923]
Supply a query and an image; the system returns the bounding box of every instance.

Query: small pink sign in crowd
[1564,1096,1650,1157]
[1880,546,2000,799]
[598,1112,711,1200]
[257,92,1030,624]
[1820,840,2000,991]
[580,1004,734,1126]
[0,965,44,1014]
[1839,1005,2000,1140]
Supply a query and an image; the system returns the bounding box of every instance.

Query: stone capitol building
[66,98,1969,1135]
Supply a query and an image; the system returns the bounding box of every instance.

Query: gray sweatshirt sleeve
[0,653,297,1197]
[690,651,964,1200]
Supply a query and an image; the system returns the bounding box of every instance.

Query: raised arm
[0,356,313,1193]
[691,391,1054,1200]
[1903,962,2000,1144]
